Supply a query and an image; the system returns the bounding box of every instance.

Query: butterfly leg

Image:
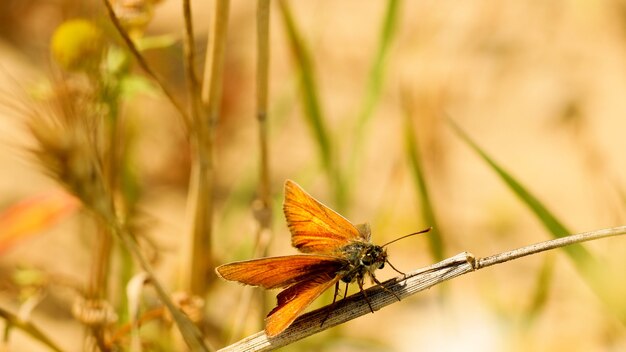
[370,272,402,302]
[331,280,341,305]
[321,281,341,327]
[357,277,375,313]
[386,259,406,279]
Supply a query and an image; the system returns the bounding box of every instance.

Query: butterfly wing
[265,272,341,337]
[284,180,364,254]
[215,255,344,289]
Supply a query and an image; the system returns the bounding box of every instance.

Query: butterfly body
[337,241,386,284]
[216,180,428,337]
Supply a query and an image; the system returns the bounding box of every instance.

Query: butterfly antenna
[381,227,432,248]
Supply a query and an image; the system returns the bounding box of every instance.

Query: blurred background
[1,0,626,351]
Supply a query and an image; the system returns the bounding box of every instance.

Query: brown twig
[217,225,626,352]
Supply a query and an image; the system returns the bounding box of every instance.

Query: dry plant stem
[256,0,272,236]
[187,0,230,295]
[227,0,273,341]
[102,0,189,124]
[181,0,208,296]
[217,225,626,352]
[182,0,201,119]
[87,225,113,351]
[87,101,122,351]
[474,226,626,268]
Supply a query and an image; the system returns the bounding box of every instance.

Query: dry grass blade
[218,225,626,351]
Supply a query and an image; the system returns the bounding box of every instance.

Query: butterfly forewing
[216,255,344,289]
[265,272,341,337]
[284,180,363,254]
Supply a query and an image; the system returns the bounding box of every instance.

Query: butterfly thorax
[337,241,387,284]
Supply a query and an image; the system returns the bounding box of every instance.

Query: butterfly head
[361,244,387,271]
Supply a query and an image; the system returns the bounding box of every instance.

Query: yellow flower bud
[51,19,105,72]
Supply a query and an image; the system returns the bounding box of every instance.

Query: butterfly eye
[361,255,373,266]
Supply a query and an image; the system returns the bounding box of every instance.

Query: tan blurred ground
[1,1,626,351]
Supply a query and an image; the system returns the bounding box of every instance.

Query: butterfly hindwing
[265,272,341,337]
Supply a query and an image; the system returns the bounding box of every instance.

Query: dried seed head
[72,297,118,327]
[113,0,157,35]
[27,80,111,216]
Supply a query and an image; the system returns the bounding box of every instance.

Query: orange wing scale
[215,255,344,289]
[283,180,362,254]
[265,272,341,337]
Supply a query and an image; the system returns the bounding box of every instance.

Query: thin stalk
[85,76,120,350]
[182,0,201,127]
[186,0,231,295]
[102,0,189,125]
[180,0,206,297]
[256,0,272,235]
[222,1,273,342]
[227,0,274,340]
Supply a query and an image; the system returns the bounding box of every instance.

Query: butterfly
[215,180,430,337]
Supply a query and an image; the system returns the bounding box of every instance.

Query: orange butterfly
[216,180,429,337]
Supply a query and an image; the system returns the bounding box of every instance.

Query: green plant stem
[102,0,189,125]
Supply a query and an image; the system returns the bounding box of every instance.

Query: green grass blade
[450,121,583,256]
[403,107,444,261]
[0,306,63,352]
[354,0,401,141]
[277,0,345,209]
[450,120,626,323]
[348,0,401,179]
